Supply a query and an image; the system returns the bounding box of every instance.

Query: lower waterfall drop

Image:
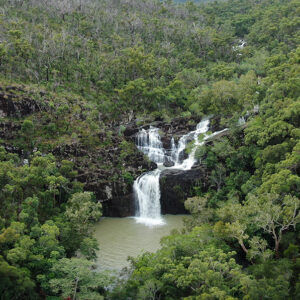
[133,169,164,226]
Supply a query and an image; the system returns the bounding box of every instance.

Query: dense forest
[0,0,299,299]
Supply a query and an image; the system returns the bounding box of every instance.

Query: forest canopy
[0,0,299,299]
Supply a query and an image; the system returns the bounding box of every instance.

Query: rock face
[52,142,156,217]
[0,86,42,117]
[0,85,156,218]
[159,166,209,214]
[0,84,229,217]
[102,193,136,217]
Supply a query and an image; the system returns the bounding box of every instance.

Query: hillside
[0,0,299,299]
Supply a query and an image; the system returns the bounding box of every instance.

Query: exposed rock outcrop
[159,166,209,214]
[0,86,42,118]
[0,85,155,217]
[0,84,231,217]
[52,141,156,217]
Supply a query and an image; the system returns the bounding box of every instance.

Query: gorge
[94,118,227,270]
[1,0,299,297]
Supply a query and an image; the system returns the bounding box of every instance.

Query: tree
[184,196,214,230]
[214,194,300,259]
[0,256,36,300]
[210,163,226,191]
[247,193,300,258]
[65,192,102,236]
[137,279,162,300]
[20,119,35,151]
[117,226,249,300]
[49,257,111,300]
[241,259,292,300]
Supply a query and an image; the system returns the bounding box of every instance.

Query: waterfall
[173,119,210,170]
[133,118,224,226]
[136,127,165,164]
[238,116,246,125]
[133,169,163,226]
[134,126,165,226]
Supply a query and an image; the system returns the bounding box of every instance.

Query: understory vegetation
[0,0,299,299]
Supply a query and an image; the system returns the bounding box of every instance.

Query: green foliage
[0,0,297,120]
[47,258,111,300]
[0,255,36,299]
[111,226,248,299]
[65,192,102,236]
[0,0,299,298]
[0,148,107,299]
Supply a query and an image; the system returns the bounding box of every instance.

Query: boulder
[163,156,175,167]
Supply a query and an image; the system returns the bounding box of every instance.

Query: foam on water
[134,216,166,226]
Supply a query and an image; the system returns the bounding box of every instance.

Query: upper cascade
[136,126,165,164]
[135,119,213,170]
[172,118,210,170]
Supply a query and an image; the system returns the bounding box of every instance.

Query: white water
[173,119,210,170]
[136,127,165,163]
[238,116,246,125]
[134,126,166,226]
[134,118,226,226]
[133,169,163,226]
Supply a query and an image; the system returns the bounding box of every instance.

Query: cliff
[0,83,231,217]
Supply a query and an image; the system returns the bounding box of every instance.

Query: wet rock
[206,128,230,142]
[102,193,135,217]
[163,156,175,167]
[159,166,209,214]
[160,134,172,150]
[123,122,139,137]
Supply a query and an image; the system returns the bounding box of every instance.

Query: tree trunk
[239,239,248,254]
[73,277,79,300]
[272,228,281,258]
[46,66,49,81]
[274,236,281,258]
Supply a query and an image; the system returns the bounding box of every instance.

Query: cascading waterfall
[136,127,165,164]
[133,118,225,226]
[174,119,210,170]
[134,126,165,226]
[133,169,162,225]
